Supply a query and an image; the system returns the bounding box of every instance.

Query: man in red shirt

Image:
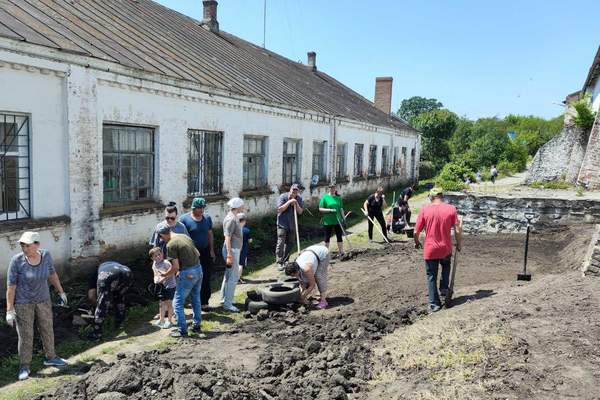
[414,187,462,312]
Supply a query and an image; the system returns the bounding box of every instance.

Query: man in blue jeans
[157,222,204,338]
[414,188,462,312]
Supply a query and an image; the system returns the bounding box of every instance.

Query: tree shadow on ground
[449,289,496,308]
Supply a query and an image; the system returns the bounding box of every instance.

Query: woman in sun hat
[220,197,245,312]
[5,231,68,380]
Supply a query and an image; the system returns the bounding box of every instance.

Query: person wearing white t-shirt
[284,244,330,309]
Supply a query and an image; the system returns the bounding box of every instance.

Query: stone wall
[526,124,587,184]
[445,193,600,234]
[582,225,600,277]
[577,111,600,188]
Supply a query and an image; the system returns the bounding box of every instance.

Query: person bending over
[284,244,330,310]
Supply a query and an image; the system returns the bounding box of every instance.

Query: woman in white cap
[221,197,245,312]
[5,231,68,380]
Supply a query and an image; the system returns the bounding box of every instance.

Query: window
[381,146,390,176]
[410,148,416,180]
[188,130,223,196]
[312,141,327,182]
[353,144,364,177]
[282,139,301,185]
[336,143,347,179]
[368,145,377,176]
[393,147,399,174]
[103,124,154,204]
[243,136,267,190]
[0,113,30,221]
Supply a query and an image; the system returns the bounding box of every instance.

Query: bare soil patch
[30,226,597,400]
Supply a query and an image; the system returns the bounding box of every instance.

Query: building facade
[0,0,420,290]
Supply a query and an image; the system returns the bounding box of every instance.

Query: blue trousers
[425,256,451,307]
[173,264,203,334]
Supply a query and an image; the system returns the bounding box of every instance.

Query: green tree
[505,114,563,155]
[397,96,443,123]
[412,109,458,172]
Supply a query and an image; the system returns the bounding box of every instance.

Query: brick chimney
[307,52,317,71]
[374,77,393,114]
[201,0,219,33]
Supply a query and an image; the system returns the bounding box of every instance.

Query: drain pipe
[329,116,337,185]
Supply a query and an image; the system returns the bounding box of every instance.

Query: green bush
[418,160,436,180]
[437,178,467,191]
[435,161,473,191]
[572,95,596,131]
[529,180,571,190]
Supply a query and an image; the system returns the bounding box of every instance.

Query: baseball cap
[227,197,244,209]
[429,187,444,197]
[19,231,40,244]
[191,197,206,209]
[156,221,172,235]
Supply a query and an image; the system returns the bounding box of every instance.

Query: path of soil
[29,225,595,400]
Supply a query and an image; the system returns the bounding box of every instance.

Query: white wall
[0,48,420,293]
[590,77,600,113]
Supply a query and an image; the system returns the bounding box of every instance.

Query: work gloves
[6,310,16,328]
[58,292,68,307]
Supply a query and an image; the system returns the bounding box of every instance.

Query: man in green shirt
[319,184,345,257]
[157,222,203,338]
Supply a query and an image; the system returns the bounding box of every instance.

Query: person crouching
[284,244,330,309]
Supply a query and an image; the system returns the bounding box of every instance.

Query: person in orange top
[414,188,462,313]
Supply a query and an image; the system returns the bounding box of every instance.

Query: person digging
[413,187,462,313]
[87,260,133,341]
[284,244,330,309]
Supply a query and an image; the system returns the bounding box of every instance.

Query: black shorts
[324,224,343,243]
[158,286,175,301]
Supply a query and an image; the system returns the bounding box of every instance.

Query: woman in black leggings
[363,186,389,242]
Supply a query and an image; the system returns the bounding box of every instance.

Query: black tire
[247,300,270,314]
[261,285,301,305]
[277,277,300,289]
[246,290,263,302]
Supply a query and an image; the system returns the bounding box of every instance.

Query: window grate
[381,146,390,176]
[354,143,364,177]
[312,141,327,182]
[188,130,223,196]
[336,143,347,179]
[243,136,267,190]
[0,113,30,221]
[368,145,377,176]
[283,139,301,185]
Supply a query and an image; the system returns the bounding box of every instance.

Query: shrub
[418,161,436,180]
[572,95,596,131]
[435,161,473,191]
[529,180,571,190]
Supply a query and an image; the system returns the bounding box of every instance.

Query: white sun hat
[227,197,244,209]
[19,231,40,244]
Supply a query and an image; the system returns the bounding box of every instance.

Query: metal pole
[523,222,530,275]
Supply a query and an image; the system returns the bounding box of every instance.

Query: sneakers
[153,320,163,327]
[316,299,329,310]
[277,263,285,272]
[162,321,172,329]
[18,367,30,380]
[223,304,240,313]
[440,289,449,297]
[429,304,442,313]
[191,324,202,333]
[44,357,67,367]
[170,330,188,338]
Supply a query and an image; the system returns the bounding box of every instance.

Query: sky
[156,0,600,120]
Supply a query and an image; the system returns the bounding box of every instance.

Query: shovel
[444,246,459,308]
[335,212,353,250]
[518,212,534,281]
[362,208,391,245]
[294,205,301,255]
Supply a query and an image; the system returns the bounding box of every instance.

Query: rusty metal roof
[0,0,416,132]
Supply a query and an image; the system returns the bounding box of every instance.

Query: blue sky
[157,0,599,120]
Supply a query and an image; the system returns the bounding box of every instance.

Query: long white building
[0,0,420,289]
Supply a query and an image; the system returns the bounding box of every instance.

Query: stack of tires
[245,277,301,315]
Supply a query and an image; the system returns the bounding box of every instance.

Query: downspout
[329,116,337,185]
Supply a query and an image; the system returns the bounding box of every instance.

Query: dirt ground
[28,225,600,400]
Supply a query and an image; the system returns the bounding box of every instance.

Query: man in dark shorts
[87,261,133,341]
[363,186,389,242]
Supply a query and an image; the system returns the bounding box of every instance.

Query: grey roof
[0,0,417,132]
[583,45,600,92]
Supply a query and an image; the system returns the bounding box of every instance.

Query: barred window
[353,143,364,177]
[336,143,347,179]
[393,147,399,174]
[188,130,223,196]
[402,147,407,176]
[0,113,30,221]
[410,148,416,180]
[243,136,267,190]
[368,145,377,176]
[283,139,301,185]
[381,146,390,176]
[312,141,327,182]
[103,125,154,204]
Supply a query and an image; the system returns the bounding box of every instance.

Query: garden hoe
[335,212,353,251]
[444,245,459,308]
[518,211,534,281]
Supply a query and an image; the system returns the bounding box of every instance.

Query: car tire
[246,300,270,314]
[278,277,300,289]
[261,285,301,305]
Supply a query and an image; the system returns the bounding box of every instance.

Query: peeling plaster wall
[0,48,420,294]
